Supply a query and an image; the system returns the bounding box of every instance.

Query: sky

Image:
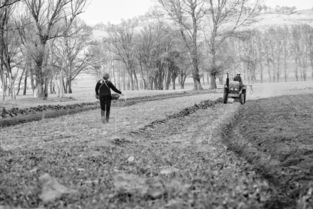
[80,0,313,26]
[80,0,156,25]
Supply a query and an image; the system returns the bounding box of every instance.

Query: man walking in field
[95,73,122,123]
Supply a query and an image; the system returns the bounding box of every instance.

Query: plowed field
[2,83,313,209]
[224,93,313,208]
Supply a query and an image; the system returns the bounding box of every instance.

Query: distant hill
[89,23,107,41]
[89,9,313,40]
[245,9,313,30]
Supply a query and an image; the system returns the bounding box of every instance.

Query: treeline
[1,0,260,100]
[89,18,191,91]
[91,0,260,91]
[0,0,90,100]
[1,0,312,100]
[227,24,313,83]
[93,4,313,90]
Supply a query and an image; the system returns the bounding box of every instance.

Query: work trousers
[99,96,111,122]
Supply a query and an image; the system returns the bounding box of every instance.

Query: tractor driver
[233,73,243,89]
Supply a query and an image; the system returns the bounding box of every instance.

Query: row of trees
[97,17,191,91]
[89,0,259,91]
[225,24,313,83]
[97,2,313,91]
[1,0,312,100]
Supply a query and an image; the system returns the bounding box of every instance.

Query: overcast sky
[80,0,313,26]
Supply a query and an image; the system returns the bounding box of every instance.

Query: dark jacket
[95,79,122,97]
[233,75,243,84]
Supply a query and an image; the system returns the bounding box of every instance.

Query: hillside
[250,9,313,29]
[90,9,313,40]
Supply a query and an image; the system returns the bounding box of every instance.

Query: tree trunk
[139,63,147,90]
[206,72,210,86]
[0,71,5,101]
[284,57,288,82]
[133,70,139,90]
[180,77,185,89]
[210,74,217,89]
[50,80,55,94]
[122,67,126,90]
[165,69,171,90]
[126,69,134,90]
[266,58,272,82]
[111,60,116,84]
[23,69,28,95]
[295,57,299,81]
[62,78,66,95]
[16,69,26,96]
[276,56,281,82]
[34,49,46,99]
[301,57,307,81]
[2,75,7,101]
[66,78,73,94]
[191,57,202,90]
[171,73,177,90]
[190,11,202,91]
[179,73,187,89]
[68,80,73,94]
[259,61,264,83]
[30,69,35,93]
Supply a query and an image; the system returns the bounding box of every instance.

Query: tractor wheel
[240,93,245,105]
[223,90,228,104]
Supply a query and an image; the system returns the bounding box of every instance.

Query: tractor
[223,73,246,104]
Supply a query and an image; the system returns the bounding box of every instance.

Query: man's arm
[108,81,122,94]
[95,81,101,95]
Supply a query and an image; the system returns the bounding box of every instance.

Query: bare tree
[205,0,259,88]
[0,0,20,9]
[291,26,302,81]
[305,25,313,79]
[22,0,87,99]
[53,19,92,94]
[0,0,22,100]
[280,26,290,82]
[158,0,205,90]
[87,40,109,80]
[106,20,139,90]
[135,24,159,90]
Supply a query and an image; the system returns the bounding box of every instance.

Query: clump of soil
[1,103,96,119]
